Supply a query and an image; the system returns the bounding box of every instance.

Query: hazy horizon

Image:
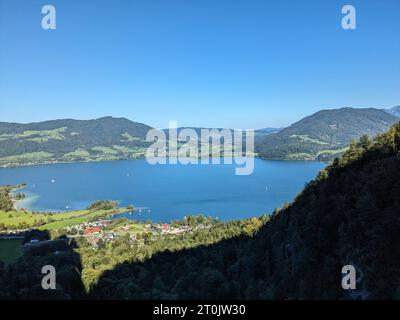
[1,104,398,130]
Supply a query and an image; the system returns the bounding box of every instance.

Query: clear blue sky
[0,0,399,129]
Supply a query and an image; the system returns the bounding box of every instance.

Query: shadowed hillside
[87,122,400,299]
[0,230,85,299]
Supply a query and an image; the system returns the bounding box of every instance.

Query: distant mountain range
[385,105,400,117]
[255,107,399,161]
[255,127,283,136]
[0,107,398,166]
[163,127,281,138]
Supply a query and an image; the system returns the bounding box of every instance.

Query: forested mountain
[255,108,399,161]
[0,117,280,166]
[1,122,399,299]
[1,108,397,166]
[0,117,152,166]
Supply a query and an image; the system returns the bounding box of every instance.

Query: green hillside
[0,117,152,166]
[255,108,399,161]
[1,108,397,166]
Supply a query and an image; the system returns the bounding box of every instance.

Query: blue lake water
[0,159,325,222]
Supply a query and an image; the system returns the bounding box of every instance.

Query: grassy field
[112,222,146,236]
[121,132,141,142]
[0,208,129,230]
[0,145,147,167]
[37,209,128,230]
[316,147,349,157]
[0,152,54,164]
[287,153,314,160]
[91,146,119,155]
[0,127,67,143]
[63,148,91,159]
[0,239,23,265]
[290,134,330,145]
[15,127,67,140]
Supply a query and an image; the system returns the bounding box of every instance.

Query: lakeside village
[63,219,196,248]
[0,203,214,252]
[1,216,211,249]
[0,187,218,265]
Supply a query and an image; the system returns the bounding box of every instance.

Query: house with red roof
[84,227,101,234]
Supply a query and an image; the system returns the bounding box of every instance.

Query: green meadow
[0,208,129,230]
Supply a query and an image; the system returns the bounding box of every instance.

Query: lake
[0,159,325,222]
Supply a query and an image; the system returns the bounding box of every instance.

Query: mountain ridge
[0,117,153,166]
[256,107,399,161]
[1,107,399,166]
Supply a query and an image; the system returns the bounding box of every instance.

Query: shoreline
[0,154,327,170]
[0,155,147,169]
[10,184,27,211]
[6,184,133,218]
